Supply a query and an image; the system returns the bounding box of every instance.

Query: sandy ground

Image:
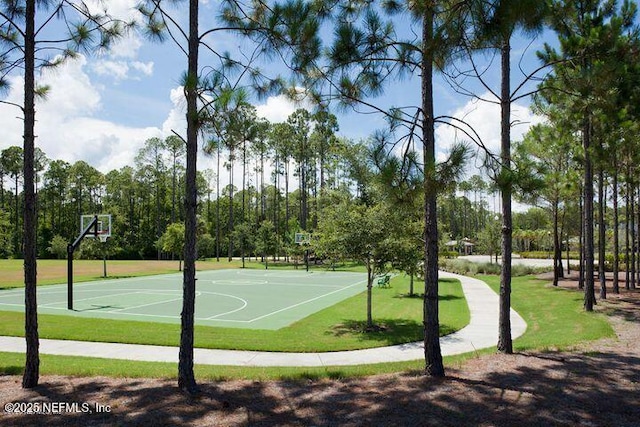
[1,274,638,426]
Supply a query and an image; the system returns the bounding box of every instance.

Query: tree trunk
[228,155,234,262]
[625,177,630,290]
[631,185,640,289]
[631,184,636,290]
[15,174,20,255]
[566,229,571,274]
[22,0,39,389]
[579,189,585,290]
[156,169,162,260]
[583,117,596,311]
[216,144,221,261]
[301,150,307,230]
[497,40,513,354]
[366,263,373,329]
[178,0,199,394]
[261,152,266,222]
[285,161,290,261]
[612,167,619,294]
[598,168,606,299]
[422,6,444,377]
[274,154,280,260]
[552,200,561,286]
[409,272,414,297]
[172,155,177,224]
[242,141,246,225]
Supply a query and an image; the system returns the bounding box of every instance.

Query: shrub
[439,258,551,276]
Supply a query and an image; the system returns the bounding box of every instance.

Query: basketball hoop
[294,232,311,245]
[98,234,108,243]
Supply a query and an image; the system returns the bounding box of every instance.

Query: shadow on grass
[327,319,457,345]
[0,365,23,375]
[2,347,638,426]
[392,293,462,301]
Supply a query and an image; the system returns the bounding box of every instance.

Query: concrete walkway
[0,272,526,367]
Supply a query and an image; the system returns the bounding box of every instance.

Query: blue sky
[0,1,546,183]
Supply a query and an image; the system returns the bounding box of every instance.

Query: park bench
[377,274,391,288]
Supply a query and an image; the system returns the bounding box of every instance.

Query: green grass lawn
[0,273,614,380]
[480,275,614,351]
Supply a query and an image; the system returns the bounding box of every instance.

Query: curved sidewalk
[0,272,526,367]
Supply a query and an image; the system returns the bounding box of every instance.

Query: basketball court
[0,269,367,330]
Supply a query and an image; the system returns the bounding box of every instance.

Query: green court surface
[0,269,367,330]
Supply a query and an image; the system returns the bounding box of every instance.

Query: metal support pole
[67,215,98,310]
[67,244,73,310]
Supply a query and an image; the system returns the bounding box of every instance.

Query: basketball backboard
[80,214,112,240]
[294,232,311,245]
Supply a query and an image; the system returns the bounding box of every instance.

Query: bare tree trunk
[583,117,596,311]
[631,185,640,289]
[178,0,199,394]
[613,167,619,293]
[216,144,221,262]
[422,7,444,377]
[285,161,289,262]
[579,188,585,290]
[22,0,39,389]
[301,150,307,230]
[366,263,373,329]
[566,229,571,274]
[273,153,280,261]
[497,40,513,354]
[631,184,636,290]
[552,200,561,286]
[625,177,631,290]
[409,273,415,297]
[598,169,606,299]
[228,155,234,262]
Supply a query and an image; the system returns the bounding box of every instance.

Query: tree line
[0,107,364,262]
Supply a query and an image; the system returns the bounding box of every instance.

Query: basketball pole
[67,215,98,310]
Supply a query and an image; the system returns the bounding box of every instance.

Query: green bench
[377,275,391,288]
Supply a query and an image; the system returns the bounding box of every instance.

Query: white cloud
[131,61,154,76]
[92,60,130,80]
[85,0,143,23]
[161,87,187,137]
[0,55,162,174]
[109,34,143,60]
[435,94,545,165]
[82,1,153,81]
[255,93,309,123]
[162,90,307,142]
[91,59,154,81]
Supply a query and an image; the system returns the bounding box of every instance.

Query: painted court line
[204,293,248,320]
[243,277,368,324]
[105,291,201,313]
[43,290,141,308]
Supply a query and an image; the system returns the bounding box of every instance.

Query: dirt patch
[2,277,639,426]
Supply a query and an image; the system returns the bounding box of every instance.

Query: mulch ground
[1,274,638,426]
